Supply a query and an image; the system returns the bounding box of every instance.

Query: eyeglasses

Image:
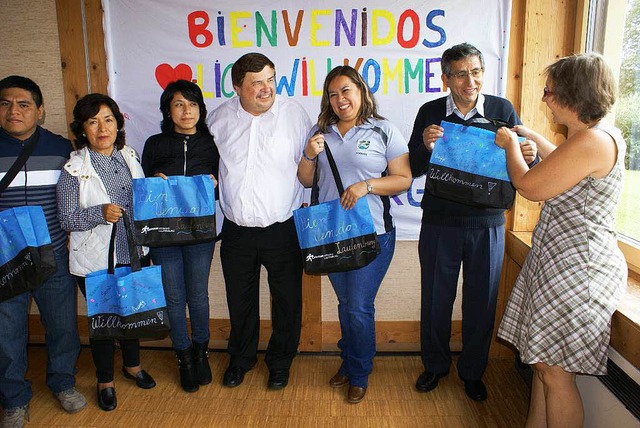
[448,68,484,80]
[543,87,554,97]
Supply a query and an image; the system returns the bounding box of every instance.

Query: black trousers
[418,224,504,381]
[220,217,302,371]
[75,257,149,383]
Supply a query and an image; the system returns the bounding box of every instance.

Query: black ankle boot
[192,342,212,385]
[175,347,199,392]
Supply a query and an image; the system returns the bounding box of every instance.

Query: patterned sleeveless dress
[497,122,627,375]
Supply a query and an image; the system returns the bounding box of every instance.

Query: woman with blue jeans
[141,80,218,392]
[297,66,412,403]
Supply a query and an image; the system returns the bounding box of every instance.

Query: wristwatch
[365,180,373,194]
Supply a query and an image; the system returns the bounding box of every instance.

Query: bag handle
[0,128,40,196]
[106,221,117,274]
[462,117,512,131]
[310,159,320,206]
[106,210,142,274]
[323,142,345,195]
[310,138,345,206]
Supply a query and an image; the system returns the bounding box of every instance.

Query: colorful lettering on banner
[104,0,514,239]
[161,6,448,97]
[186,8,445,49]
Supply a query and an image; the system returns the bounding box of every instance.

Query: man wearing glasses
[407,43,536,401]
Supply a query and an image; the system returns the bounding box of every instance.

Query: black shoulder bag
[424,119,517,209]
[292,141,381,274]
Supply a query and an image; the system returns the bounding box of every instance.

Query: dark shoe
[329,373,349,388]
[463,378,487,401]
[192,342,212,385]
[415,371,448,392]
[223,366,249,388]
[347,386,367,403]
[96,386,117,412]
[122,368,156,389]
[176,347,199,393]
[267,369,290,390]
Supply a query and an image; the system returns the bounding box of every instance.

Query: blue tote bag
[85,212,170,339]
[0,206,57,302]
[132,174,216,247]
[293,142,380,274]
[426,120,520,209]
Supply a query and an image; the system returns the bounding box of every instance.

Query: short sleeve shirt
[315,118,408,235]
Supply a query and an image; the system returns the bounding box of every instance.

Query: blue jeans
[150,241,215,351]
[0,249,80,409]
[328,228,395,388]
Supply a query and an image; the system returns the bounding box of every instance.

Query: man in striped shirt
[0,76,86,427]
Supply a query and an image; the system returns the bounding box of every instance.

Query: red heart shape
[155,63,193,89]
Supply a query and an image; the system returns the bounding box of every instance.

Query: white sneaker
[55,387,87,413]
[1,405,28,428]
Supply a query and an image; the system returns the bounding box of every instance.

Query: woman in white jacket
[57,94,155,412]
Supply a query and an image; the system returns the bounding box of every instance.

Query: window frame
[582,0,640,272]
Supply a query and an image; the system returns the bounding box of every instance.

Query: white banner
[103,0,513,239]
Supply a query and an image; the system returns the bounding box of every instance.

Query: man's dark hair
[0,75,44,107]
[441,43,485,76]
[231,53,275,87]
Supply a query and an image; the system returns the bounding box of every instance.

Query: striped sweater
[0,126,73,252]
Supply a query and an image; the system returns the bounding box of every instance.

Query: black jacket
[141,130,219,178]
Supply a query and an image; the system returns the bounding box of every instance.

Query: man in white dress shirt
[207,53,311,390]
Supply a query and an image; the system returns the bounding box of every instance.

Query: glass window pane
[613,0,640,243]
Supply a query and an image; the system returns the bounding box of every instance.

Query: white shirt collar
[445,93,485,120]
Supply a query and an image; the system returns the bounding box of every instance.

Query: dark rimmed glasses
[543,87,554,97]
[447,68,484,80]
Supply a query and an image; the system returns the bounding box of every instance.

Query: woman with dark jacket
[141,80,219,392]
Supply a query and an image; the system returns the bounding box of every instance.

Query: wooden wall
[0,1,68,137]
[3,0,583,355]
[493,0,582,357]
[55,0,109,137]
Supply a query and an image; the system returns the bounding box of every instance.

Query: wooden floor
[20,345,528,427]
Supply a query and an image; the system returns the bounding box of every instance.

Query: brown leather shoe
[347,386,367,403]
[329,373,349,388]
